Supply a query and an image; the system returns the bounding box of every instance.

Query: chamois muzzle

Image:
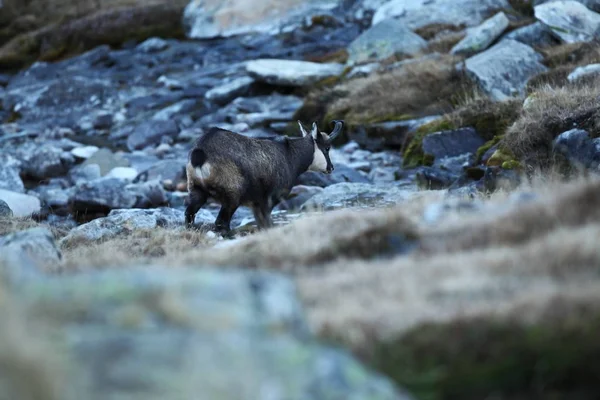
[328,120,344,143]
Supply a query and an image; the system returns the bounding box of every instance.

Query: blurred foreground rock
[0,266,410,400]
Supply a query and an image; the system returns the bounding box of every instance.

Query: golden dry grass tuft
[319,55,474,125]
[501,77,600,170]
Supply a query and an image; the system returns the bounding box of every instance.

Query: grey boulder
[372,0,511,30]
[246,59,345,87]
[553,129,600,171]
[451,12,510,57]
[0,227,61,270]
[205,76,254,105]
[465,39,547,100]
[0,189,41,217]
[347,18,427,64]
[535,0,600,43]
[5,266,408,400]
[422,128,486,161]
[0,153,24,193]
[69,178,138,214]
[0,199,12,218]
[503,22,558,48]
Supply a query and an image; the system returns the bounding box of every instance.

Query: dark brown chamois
[185,120,344,233]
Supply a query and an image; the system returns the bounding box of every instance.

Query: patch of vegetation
[323,55,473,126]
[502,78,600,170]
[448,98,522,141]
[475,135,502,163]
[506,0,535,17]
[363,310,600,400]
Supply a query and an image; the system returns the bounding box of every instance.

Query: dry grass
[501,77,600,170]
[323,55,474,125]
[61,228,211,271]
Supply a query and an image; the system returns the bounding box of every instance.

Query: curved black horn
[328,120,344,142]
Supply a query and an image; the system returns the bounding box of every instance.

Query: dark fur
[185,121,343,233]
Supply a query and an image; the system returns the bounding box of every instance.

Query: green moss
[364,312,600,400]
[487,147,518,168]
[475,135,502,163]
[402,119,455,168]
[501,160,522,170]
[448,98,521,141]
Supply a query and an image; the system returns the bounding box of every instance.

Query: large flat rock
[535,0,600,43]
[245,59,345,87]
[372,0,511,30]
[465,39,547,101]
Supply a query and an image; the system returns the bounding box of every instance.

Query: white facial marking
[309,143,328,172]
[194,162,212,184]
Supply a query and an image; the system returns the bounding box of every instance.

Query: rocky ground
[2,0,600,399]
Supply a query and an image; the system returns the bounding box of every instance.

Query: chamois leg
[252,201,274,230]
[214,200,238,235]
[185,187,208,228]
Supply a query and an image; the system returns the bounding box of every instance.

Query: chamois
[185,120,344,233]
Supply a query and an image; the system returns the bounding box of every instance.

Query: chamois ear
[310,122,318,140]
[298,120,309,137]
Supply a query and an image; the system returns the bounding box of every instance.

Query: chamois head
[298,120,344,174]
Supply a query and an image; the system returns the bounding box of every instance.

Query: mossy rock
[362,311,600,400]
[486,147,521,170]
[402,119,455,169]
[448,98,521,141]
[475,135,502,164]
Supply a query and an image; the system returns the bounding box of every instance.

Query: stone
[152,99,199,122]
[70,178,138,215]
[0,199,12,218]
[71,145,99,160]
[60,208,200,245]
[68,164,102,185]
[4,266,407,400]
[245,59,345,87]
[349,116,441,151]
[19,145,75,181]
[105,167,138,181]
[372,0,511,30]
[568,63,600,82]
[535,0,600,13]
[136,160,186,185]
[553,129,600,171]
[0,227,61,270]
[0,153,24,193]
[183,0,341,39]
[534,0,600,43]
[301,182,417,210]
[503,22,558,48]
[127,120,179,151]
[415,166,460,190]
[297,164,372,187]
[222,94,303,128]
[205,76,255,105]
[136,37,170,53]
[0,189,41,217]
[83,148,130,176]
[274,185,324,212]
[465,39,547,101]
[127,181,169,208]
[347,18,427,64]
[422,128,486,161]
[451,12,510,57]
